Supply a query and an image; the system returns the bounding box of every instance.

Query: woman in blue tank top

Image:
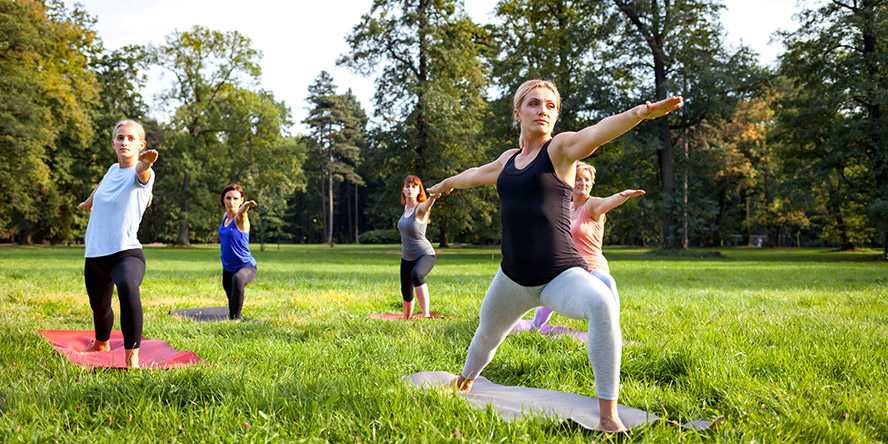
[219,184,257,320]
[429,80,682,432]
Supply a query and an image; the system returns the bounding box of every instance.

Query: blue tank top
[219,215,256,272]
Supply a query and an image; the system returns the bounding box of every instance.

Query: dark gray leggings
[223,266,257,320]
[84,249,145,349]
[400,255,436,301]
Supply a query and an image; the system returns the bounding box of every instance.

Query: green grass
[0,245,886,442]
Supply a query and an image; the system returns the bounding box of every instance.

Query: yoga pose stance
[78,119,157,368]
[530,162,645,329]
[219,184,257,321]
[397,175,439,319]
[429,80,681,432]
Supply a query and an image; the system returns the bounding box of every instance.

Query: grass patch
[0,245,885,442]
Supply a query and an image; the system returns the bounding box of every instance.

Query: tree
[340,0,493,246]
[779,0,888,255]
[0,0,99,243]
[303,72,367,245]
[490,0,616,136]
[608,0,762,248]
[153,26,262,245]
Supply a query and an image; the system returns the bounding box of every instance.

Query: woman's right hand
[427,178,453,197]
[78,199,92,211]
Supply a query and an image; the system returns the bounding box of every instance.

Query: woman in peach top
[530,162,644,329]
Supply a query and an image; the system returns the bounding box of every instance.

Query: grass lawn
[0,245,886,442]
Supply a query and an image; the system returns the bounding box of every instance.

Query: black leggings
[84,249,145,349]
[400,255,436,301]
[223,266,257,320]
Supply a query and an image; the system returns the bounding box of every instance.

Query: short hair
[400,175,427,205]
[221,183,245,206]
[113,119,146,141]
[576,162,596,187]
[512,79,562,123]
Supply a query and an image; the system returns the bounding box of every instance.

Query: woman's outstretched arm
[552,97,683,164]
[428,148,519,196]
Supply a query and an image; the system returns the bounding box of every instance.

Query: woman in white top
[78,119,157,368]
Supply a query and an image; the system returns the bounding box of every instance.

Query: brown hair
[221,183,245,206]
[399,175,427,205]
[576,162,596,187]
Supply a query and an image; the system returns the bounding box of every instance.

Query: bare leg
[598,399,626,432]
[415,284,430,317]
[402,300,414,320]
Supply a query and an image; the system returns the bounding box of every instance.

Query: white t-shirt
[84,164,155,258]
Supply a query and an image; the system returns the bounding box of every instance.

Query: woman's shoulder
[497,148,520,162]
[584,197,607,220]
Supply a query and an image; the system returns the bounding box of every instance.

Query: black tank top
[496,140,587,286]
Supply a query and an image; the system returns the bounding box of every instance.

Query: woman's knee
[410,270,425,287]
[583,287,617,319]
[115,280,140,299]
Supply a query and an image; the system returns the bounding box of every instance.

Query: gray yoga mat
[170,307,230,322]
[406,371,719,432]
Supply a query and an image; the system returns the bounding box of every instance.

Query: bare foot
[599,415,627,433]
[86,339,110,352]
[125,348,139,369]
[451,375,475,393]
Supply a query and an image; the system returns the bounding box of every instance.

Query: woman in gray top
[397,175,439,319]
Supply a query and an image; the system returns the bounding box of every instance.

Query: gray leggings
[533,270,619,327]
[461,267,622,400]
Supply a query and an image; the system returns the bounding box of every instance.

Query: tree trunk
[835,212,853,250]
[259,216,266,252]
[415,0,430,177]
[326,173,334,246]
[743,190,752,245]
[176,172,191,246]
[652,46,677,248]
[884,232,887,260]
[439,223,449,248]
[345,181,353,243]
[354,182,360,243]
[861,1,887,259]
[681,127,689,249]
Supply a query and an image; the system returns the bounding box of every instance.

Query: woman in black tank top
[429,79,681,432]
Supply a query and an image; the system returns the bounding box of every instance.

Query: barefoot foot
[125,348,139,369]
[451,375,475,393]
[598,415,627,433]
[86,339,110,352]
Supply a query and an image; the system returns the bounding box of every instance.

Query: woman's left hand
[139,149,159,166]
[639,97,683,120]
[619,189,646,198]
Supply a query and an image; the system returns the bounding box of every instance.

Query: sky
[68,0,801,132]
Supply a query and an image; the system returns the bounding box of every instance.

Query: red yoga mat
[39,330,202,369]
[368,312,447,320]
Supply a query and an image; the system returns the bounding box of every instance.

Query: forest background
[2,0,886,259]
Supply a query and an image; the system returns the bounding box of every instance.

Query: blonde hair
[512,79,561,123]
[113,119,146,142]
[576,161,596,187]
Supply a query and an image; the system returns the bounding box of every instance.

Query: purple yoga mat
[511,319,588,342]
